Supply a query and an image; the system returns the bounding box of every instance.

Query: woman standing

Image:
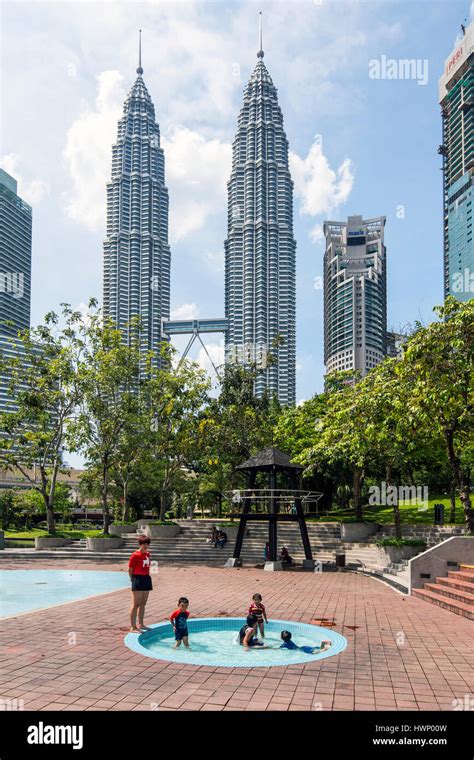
[128,535,153,632]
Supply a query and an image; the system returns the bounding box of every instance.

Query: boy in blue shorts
[280,630,331,654]
[170,597,191,648]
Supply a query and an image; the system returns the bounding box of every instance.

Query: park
[0,297,472,713]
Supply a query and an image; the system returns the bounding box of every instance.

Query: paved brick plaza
[0,560,472,712]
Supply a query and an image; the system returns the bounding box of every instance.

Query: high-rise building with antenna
[439,22,474,302]
[103,32,171,364]
[224,14,296,405]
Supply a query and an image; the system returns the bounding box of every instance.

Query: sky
[1,0,472,405]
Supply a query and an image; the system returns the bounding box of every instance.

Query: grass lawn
[313,496,466,525]
[5,527,104,539]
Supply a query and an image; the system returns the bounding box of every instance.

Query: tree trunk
[102,460,111,534]
[387,463,402,539]
[353,466,364,521]
[122,480,129,523]
[445,429,474,533]
[160,488,168,521]
[449,479,456,524]
[46,461,60,534]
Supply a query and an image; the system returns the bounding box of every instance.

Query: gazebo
[224,447,319,571]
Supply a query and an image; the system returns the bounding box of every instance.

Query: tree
[69,305,142,534]
[299,380,371,520]
[0,489,15,530]
[0,304,84,533]
[396,297,474,532]
[201,364,281,496]
[144,344,211,520]
[12,488,44,529]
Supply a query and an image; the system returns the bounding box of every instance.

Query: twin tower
[103,30,296,405]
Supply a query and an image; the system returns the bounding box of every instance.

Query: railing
[222,488,323,514]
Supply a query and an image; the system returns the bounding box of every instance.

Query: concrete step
[448,569,474,584]
[412,587,474,620]
[0,547,341,564]
[423,582,474,606]
[437,575,474,594]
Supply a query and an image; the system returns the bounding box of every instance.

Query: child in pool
[248,593,268,637]
[280,630,331,654]
[238,615,271,650]
[169,597,191,649]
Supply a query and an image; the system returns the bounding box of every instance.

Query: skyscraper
[224,21,296,405]
[103,33,171,364]
[0,168,32,336]
[323,214,387,378]
[439,23,474,302]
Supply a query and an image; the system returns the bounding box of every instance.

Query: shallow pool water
[124,618,347,667]
[0,569,129,618]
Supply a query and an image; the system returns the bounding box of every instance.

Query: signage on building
[446,43,464,77]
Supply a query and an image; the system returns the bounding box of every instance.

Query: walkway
[0,560,472,711]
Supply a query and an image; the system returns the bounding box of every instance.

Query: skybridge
[162,317,228,375]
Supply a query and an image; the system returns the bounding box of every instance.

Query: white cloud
[170,303,200,320]
[0,153,49,205]
[290,138,354,219]
[163,127,231,242]
[62,70,125,232]
[310,224,325,244]
[204,250,225,274]
[196,340,225,377]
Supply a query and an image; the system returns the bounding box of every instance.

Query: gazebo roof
[235,447,304,473]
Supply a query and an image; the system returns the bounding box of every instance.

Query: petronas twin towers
[103,26,296,405]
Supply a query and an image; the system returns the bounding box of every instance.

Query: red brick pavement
[0,560,472,712]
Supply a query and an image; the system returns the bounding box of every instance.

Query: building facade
[0,169,32,337]
[103,41,171,364]
[324,215,387,378]
[439,23,474,302]
[224,42,296,405]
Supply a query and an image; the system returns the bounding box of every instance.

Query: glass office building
[103,40,171,366]
[324,215,387,378]
[439,23,474,302]
[0,169,32,337]
[224,42,296,405]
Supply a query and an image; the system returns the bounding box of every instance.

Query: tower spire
[257,11,264,58]
[136,29,143,75]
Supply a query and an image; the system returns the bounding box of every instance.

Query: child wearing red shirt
[128,535,153,632]
[169,597,190,648]
[248,593,268,638]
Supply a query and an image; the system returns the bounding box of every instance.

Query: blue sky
[1,0,472,403]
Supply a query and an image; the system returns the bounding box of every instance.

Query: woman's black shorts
[131,574,153,591]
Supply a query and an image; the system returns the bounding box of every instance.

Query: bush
[375,538,426,548]
[147,520,176,526]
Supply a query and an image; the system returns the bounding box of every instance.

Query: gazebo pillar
[265,465,282,571]
[292,471,315,569]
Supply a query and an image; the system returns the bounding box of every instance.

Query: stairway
[412,564,474,620]
[0,520,381,568]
